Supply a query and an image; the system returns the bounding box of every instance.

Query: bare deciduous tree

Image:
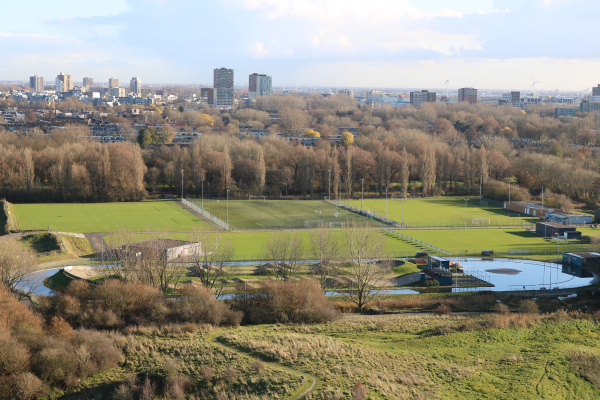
[188,229,235,298]
[264,231,303,280]
[0,240,40,300]
[343,224,391,312]
[309,224,339,288]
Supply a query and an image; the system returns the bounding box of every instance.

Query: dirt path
[212,327,317,399]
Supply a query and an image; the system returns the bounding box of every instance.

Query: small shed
[535,222,578,237]
[563,252,600,268]
[428,256,450,270]
[421,269,453,286]
[547,212,592,225]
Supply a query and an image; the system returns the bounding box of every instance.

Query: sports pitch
[190,199,387,230]
[344,197,536,227]
[12,200,214,233]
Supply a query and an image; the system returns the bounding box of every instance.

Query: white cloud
[0,31,58,39]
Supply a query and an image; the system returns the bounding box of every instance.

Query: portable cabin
[504,201,561,218]
[563,252,600,269]
[547,212,592,225]
[427,256,450,270]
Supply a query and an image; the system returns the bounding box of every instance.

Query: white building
[130,77,142,96]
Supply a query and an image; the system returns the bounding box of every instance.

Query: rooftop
[130,239,195,249]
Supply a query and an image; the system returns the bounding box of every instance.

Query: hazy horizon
[2,0,600,91]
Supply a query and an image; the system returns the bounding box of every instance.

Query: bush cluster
[41,280,242,330]
[232,278,341,324]
[0,284,122,400]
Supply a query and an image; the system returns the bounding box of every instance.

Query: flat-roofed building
[248,73,272,98]
[410,90,436,107]
[458,87,477,104]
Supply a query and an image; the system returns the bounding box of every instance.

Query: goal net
[249,196,266,202]
[304,220,323,228]
[391,195,407,200]
[314,210,322,214]
[472,218,491,225]
[334,211,341,218]
[329,222,344,229]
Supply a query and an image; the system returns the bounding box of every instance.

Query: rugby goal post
[304,220,323,228]
[329,222,344,229]
[249,196,266,202]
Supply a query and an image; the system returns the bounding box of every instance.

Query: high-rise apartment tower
[214,68,234,107]
[130,77,141,96]
[55,72,73,93]
[29,75,44,92]
[83,77,94,87]
[109,78,120,88]
[248,73,272,98]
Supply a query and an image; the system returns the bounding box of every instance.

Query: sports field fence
[182,198,233,230]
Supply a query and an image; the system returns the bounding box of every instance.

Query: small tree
[341,131,354,147]
[188,229,235,298]
[0,240,40,300]
[309,224,339,288]
[264,231,303,280]
[343,223,391,312]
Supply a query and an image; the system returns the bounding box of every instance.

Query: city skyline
[2,1,600,90]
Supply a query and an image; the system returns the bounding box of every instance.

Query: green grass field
[13,200,214,233]
[345,197,536,227]
[399,228,582,255]
[190,198,387,230]
[104,229,423,260]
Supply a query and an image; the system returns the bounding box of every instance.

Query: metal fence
[182,198,233,230]
[329,199,399,227]
[386,230,450,255]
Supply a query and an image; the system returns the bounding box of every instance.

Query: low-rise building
[504,201,561,218]
[547,212,592,225]
[127,239,200,260]
[535,221,580,238]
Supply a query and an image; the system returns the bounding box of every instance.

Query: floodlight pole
[328,170,331,201]
[463,198,469,229]
[385,186,388,220]
[201,179,204,210]
[361,178,364,210]
[542,185,546,255]
[181,169,184,200]
[226,189,229,229]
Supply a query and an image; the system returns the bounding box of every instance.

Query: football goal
[334,211,341,218]
[249,196,266,202]
[304,220,323,228]
[314,209,322,214]
[391,195,407,200]
[472,218,491,225]
[329,222,344,229]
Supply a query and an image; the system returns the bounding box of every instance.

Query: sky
[1,0,599,91]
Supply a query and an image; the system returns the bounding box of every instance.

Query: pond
[23,258,599,299]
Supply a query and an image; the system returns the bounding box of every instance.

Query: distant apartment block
[130,77,141,96]
[458,87,477,104]
[201,88,214,104]
[83,77,94,87]
[592,84,600,97]
[248,73,272,98]
[109,78,120,88]
[214,68,234,107]
[410,90,436,107]
[29,75,44,92]
[55,72,73,93]
[111,87,128,97]
[511,91,521,103]
[367,89,384,96]
[338,89,354,97]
